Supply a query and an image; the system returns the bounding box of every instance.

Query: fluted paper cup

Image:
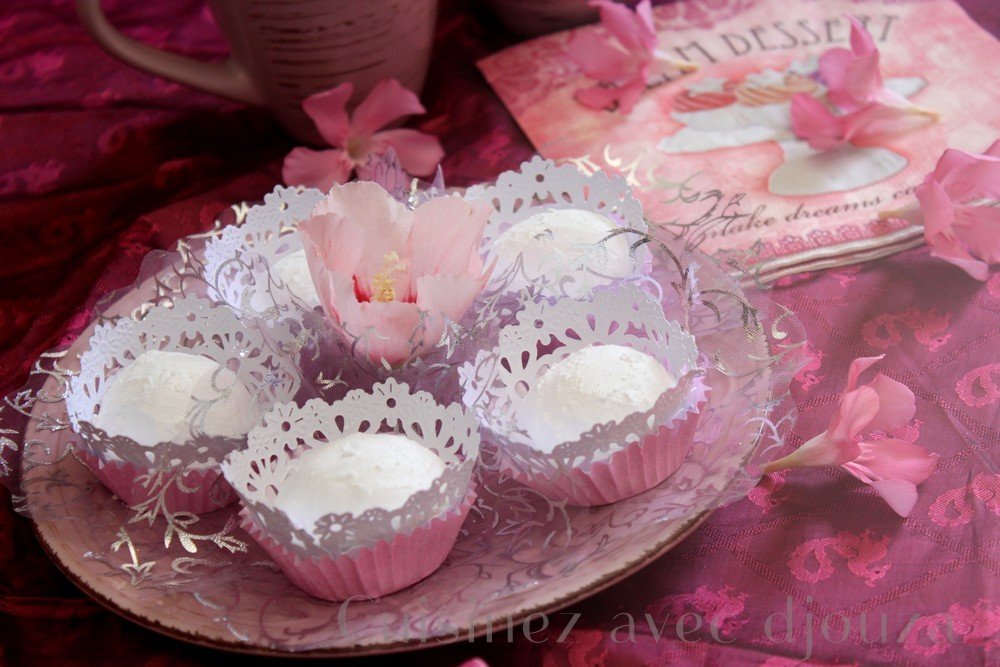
[222,378,480,601]
[461,284,707,506]
[66,295,301,515]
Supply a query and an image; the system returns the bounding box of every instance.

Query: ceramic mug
[77,0,439,143]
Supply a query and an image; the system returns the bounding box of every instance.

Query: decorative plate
[4,166,805,656]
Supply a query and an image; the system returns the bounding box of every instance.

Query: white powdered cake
[491,208,634,297]
[274,433,446,531]
[518,344,677,453]
[272,249,322,309]
[93,349,258,446]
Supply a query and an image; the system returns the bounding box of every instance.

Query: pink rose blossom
[283,79,444,192]
[298,182,491,366]
[915,140,1000,280]
[791,16,937,150]
[567,0,694,114]
[763,355,937,517]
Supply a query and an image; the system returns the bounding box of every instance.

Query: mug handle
[76,0,264,106]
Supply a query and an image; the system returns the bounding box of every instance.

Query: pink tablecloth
[1,1,997,664]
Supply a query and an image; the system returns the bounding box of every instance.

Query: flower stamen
[370,251,407,303]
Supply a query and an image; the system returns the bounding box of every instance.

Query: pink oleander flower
[567,0,695,114]
[790,16,936,150]
[821,16,913,112]
[914,140,1000,280]
[298,181,492,366]
[283,79,444,192]
[763,355,938,517]
[790,95,934,151]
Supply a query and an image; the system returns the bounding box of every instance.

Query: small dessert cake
[490,208,635,298]
[66,296,300,515]
[518,344,677,455]
[202,185,325,321]
[271,249,321,310]
[223,379,479,602]
[94,349,257,446]
[461,285,707,506]
[274,433,446,529]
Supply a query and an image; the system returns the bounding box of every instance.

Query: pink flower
[820,16,912,112]
[915,140,1000,280]
[567,0,694,114]
[283,79,444,192]
[298,182,492,366]
[790,94,935,151]
[790,16,936,150]
[763,355,937,517]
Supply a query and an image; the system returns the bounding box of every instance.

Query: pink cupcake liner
[241,487,477,602]
[503,390,707,507]
[77,449,237,515]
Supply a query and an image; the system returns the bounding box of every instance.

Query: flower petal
[828,385,880,444]
[842,438,938,517]
[790,93,846,150]
[408,196,490,281]
[915,178,956,239]
[842,104,936,145]
[847,15,877,58]
[354,300,424,366]
[350,78,426,137]
[633,0,657,51]
[928,147,1000,202]
[302,83,354,146]
[614,76,649,115]
[926,227,990,280]
[282,147,353,192]
[954,204,1000,265]
[567,31,638,83]
[415,273,487,335]
[916,145,1000,281]
[574,83,627,112]
[818,16,883,112]
[844,355,884,393]
[762,367,907,475]
[865,373,916,433]
[311,181,412,291]
[315,268,363,334]
[818,47,854,107]
[842,18,883,107]
[852,438,938,485]
[869,479,919,517]
[298,211,365,275]
[593,0,655,54]
[575,75,648,115]
[760,427,862,474]
[370,128,444,177]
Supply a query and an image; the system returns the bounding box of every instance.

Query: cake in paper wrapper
[202,186,326,323]
[65,295,301,515]
[221,378,479,601]
[460,283,708,506]
[467,157,650,304]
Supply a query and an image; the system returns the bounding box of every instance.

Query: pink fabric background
[0,0,997,664]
